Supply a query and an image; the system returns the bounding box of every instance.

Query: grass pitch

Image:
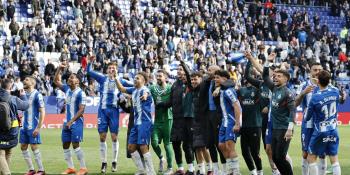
[9,126,350,175]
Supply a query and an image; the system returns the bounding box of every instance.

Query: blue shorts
[128,122,153,145]
[19,129,41,144]
[301,127,314,151]
[218,122,237,143]
[98,107,120,134]
[265,120,272,145]
[308,129,339,156]
[61,123,84,143]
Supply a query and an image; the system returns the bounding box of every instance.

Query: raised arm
[245,51,263,73]
[54,64,65,90]
[263,62,275,90]
[87,63,105,83]
[15,92,29,111]
[180,60,193,90]
[245,61,263,88]
[115,77,127,93]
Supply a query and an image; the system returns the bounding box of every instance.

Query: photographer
[0,79,29,175]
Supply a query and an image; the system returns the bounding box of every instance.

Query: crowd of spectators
[0,0,348,99]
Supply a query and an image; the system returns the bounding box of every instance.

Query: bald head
[208,65,221,78]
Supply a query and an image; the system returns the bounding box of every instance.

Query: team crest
[251,91,255,97]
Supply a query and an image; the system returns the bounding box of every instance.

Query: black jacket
[0,89,29,149]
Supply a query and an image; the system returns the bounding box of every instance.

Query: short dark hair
[214,70,230,79]
[1,78,13,90]
[310,62,322,68]
[190,71,203,78]
[157,69,168,77]
[274,69,290,80]
[137,71,149,84]
[318,70,331,87]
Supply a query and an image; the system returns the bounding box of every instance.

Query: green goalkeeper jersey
[150,84,173,122]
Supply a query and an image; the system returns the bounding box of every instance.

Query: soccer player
[150,70,174,174]
[245,52,279,174]
[237,80,263,175]
[115,72,156,175]
[179,58,212,175]
[305,70,341,175]
[214,70,242,175]
[87,56,132,173]
[20,76,46,175]
[54,63,88,175]
[263,61,296,175]
[295,62,326,175]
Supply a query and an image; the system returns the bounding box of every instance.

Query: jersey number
[321,102,336,119]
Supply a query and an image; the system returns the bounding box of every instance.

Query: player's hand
[302,85,314,95]
[66,120,73,129]
[19,89,26,96]
[59,63,67,70]
[244,51,253,60]
[141,92,148,101]
[233,123,240,133]
[284,129,293,141]
[262,107,269,114]
[212,87,221,97]
[267,53,276,62]
[32,127,40,137]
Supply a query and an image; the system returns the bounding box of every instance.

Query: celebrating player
[115,72,156,175]
[262,61,296,175]
[295,62,326,175]
[305,70,341,175]
[214,70,242,175]
[87,56,132,173]
[20,76,46,175]
[150,70,174,174]
[54,64,88,175]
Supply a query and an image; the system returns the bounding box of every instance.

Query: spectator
[6,2,15,21]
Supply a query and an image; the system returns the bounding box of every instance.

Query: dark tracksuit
[245,62,270,148]
[237,86,262,172]
[160,66,194,166]
[263,66,296,175]
[201,79,226,164]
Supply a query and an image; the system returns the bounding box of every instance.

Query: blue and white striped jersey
[305,86,340,133]
[62,85,86,125]
[299,80,320,128]
[126,86,153,126]
[87,63,133,109]
[23,90,44,130]
[220,87,240,127]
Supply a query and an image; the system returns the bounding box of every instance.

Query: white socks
[64,149,74,168]
[206,162,212,172]
[112,141,119,163]
[33,149,44,171]
[212,162,219,173]
[22,150,34,170]
[198,162,205,174]
[302,158,309,175]
[226,157,240,174]
[131,151,145,172]
[188,163,195,172]
[319,158,327,175]
[250,169,257,175]
[74,147,86,168]
[143,152,156,175]
[257,170,263,175]
[100,142,107,163]
[309,162,318,175]
[332,162,341,175]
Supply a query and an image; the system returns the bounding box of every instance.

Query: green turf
[9,126,350,175]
